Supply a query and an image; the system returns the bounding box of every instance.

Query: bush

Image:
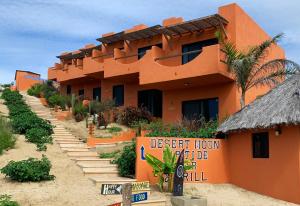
[73,102,88,122]
[107,126,122,133]
[47,94,66,110]
[0,155,55,182]
[116,106,152,127]
[2,89,53,151]
[11,112,53,135]
[0,117,16,155]
[115,142,136,177]
[146,119,218,138]
[99,150,120,159]
[25,128,52,151]
[0,195,19,206]
[27,83,44,97]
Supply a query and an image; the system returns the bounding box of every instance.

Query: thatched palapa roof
[218,74,300,133]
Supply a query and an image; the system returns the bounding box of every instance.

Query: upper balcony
[48,63,59,81]
[80,45,105,78]
[139,44,234,88]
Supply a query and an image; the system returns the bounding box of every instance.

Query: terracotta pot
[82,100,90,107]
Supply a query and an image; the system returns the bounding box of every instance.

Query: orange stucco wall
[87,130,136,146]
[136,136,229,184]
[136,126,300,204]
[227,126,300,204]
[15,71,42,91]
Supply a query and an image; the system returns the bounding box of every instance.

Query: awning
[96,31,125,44]
[57,52,85,60]
[122,25,163,41]
[159,14,228,36]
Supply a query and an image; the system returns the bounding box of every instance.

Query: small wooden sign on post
[131,181,150,192]
[122,183,132,206]
[101,184,122,195]
[131,192,148,203]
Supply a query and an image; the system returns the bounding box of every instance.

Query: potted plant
[145,145,194,192]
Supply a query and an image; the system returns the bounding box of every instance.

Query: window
[182,98,218,121]
[93,87,101,101]
[252,132,269,158]
[113,85,124,106]
[78,89,84,98]
[182,38,218,64]
[138,44,162,59]
[138,89,162,117]
[66,85,71,95]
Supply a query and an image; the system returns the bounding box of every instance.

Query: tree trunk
[240,92,245,108]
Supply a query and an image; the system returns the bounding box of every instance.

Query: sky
[0,0,300,83]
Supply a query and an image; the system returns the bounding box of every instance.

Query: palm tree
[217,32,300,108]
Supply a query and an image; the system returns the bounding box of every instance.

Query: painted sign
[108,203,122,206]
[101,184,122,195]
[136,137,229,184]
[131,192,148,203]
[173,149,184,196]
[132,181,150,192]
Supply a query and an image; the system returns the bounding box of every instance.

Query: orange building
[15,70,42,91]
[48,3,284,123]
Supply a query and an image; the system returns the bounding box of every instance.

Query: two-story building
[48,3,284,123]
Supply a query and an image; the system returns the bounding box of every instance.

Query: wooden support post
[122,183,132,206]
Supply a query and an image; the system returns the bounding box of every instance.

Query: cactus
[71,93,75,114]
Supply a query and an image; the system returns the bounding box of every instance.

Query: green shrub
[115,106,152,127]
[25,128,52,151]
[107,126,122,133]
[11,112,53,135]
[146,119,218,138]
[47,94,66,110]
[0,155,55,182]
[27,83,44,97]
[99,150,120,159]
[0,195,19,206]
[0,117,16,155]
[115,142,136,177]
[73,102,88,122]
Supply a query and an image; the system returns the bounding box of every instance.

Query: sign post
[173,149,185,196]
[122,183,132,206]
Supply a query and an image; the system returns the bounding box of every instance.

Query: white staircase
[22,93,167,206]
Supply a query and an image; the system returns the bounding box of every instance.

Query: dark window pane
[182,38,218,64]
[93,87,101,101]
[138,43,162,59]
[78,89,84,100]
[138,89,162,117]
[182,98,218,121]
[66,85,71,95]
[113,85,124,106]
[252,132,269,158]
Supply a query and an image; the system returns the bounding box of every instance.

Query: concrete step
[58,141,84,145]
[132,198,166,206]
[83,167,119,177]
[75,158,112,164]
[55,138,81,142]
[53,136,75,139]
[77,161,116,168]
[61,148,90,152]
[67,151,98,157]
[90,176,136,187]
[59,143,89,148]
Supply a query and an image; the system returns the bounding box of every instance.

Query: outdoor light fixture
[275,126,282,136]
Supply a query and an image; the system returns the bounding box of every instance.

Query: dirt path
[0,135,119,206]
